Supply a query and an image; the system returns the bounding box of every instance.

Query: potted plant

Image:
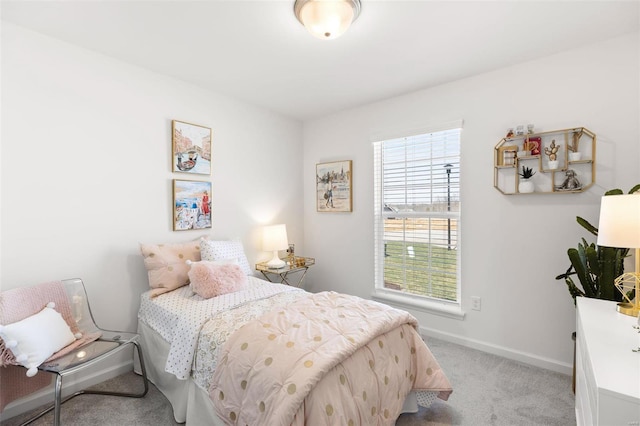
[518,166,536,193]
[568,129,583,161]
[555,184,640,304]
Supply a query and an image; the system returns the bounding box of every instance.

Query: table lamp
[263,224,288,269]
[596,193,640,317]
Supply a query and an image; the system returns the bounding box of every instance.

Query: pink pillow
[187,261,247,299]
[140,241,202,297]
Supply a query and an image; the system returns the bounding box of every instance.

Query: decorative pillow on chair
[186,260,247,298]
[0,303,78,377]
[200,239,252,275]
[140,240,202,297]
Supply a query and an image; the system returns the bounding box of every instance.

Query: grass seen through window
[383,240,457,301]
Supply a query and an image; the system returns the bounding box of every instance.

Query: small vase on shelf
[569,152,582,161]
[519,178,535,193]
[548,160,559,170]
[518,165,536,193]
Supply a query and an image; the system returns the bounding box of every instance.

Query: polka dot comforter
[209,290,452,425]
[138,276,303,381]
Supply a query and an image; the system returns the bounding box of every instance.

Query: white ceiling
[2,1,638,121]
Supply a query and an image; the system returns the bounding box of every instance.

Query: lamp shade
[263,224,288,269]
[263,224,288,252]
[597,194,640,249]
[294,0,361,40]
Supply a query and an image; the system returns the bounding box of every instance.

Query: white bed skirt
[135,320,420,424]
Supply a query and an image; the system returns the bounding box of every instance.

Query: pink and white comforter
[210,291,452,425]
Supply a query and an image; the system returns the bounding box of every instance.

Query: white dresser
[575,297,640,425]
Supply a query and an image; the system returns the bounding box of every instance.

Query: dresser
[575,297,640,425]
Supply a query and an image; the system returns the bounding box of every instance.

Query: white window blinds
[373,126,461,303]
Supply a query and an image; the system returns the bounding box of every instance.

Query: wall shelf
[493,127,596,195]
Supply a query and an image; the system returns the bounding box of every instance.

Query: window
[373,124,461,315]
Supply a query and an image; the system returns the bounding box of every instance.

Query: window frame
[372,122,464,320]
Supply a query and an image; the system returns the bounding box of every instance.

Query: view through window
[373,126,461,303]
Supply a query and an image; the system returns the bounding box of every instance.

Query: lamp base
[613,271,639,317]
[616,302,639,317]
[266,251,286,269]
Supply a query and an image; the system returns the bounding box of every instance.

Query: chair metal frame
[19,278,148,426]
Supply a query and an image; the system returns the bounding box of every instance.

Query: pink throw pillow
[187,261,247,299]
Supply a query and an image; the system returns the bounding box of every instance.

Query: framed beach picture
[172,120,212,175]
[316,160,352,212]
[173,179,212,231]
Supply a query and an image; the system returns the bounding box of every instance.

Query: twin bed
[136,274,452,424]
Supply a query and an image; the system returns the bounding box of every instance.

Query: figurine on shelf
[544,139,560,161]
[506,128,514,138]
[556,169,582,191]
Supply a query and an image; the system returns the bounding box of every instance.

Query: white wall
[1,22,304,335]
[302,32,640,373]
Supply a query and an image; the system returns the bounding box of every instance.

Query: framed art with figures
[172,120,212,175]
[316,160,352,212]
[173,179,212,231]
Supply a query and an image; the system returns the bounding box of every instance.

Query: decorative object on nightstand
[597,193,640,317]
[256,257,315,288]
[262,224,288,269]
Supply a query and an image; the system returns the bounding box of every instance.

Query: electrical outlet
[471,296,481,311]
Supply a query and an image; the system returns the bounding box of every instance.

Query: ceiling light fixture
[294,0,361,40]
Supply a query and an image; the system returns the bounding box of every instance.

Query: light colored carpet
[1,337,576,425]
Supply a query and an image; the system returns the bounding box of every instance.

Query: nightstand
[256,256,315,288]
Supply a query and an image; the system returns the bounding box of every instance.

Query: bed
[135,274,452,425]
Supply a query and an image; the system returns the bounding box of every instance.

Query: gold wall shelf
[493,127,596,195]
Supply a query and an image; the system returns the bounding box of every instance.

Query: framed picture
[173,179,211,231]
[316,160,352,212]
[497,145,517,166]
[172,120,212,175]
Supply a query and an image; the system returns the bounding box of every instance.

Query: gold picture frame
[497,145,517,166]
[172,120,212,175]
[173,179,212,231]
[316,160,352,212]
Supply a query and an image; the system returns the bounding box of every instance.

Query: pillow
[0,302,78,377]
[140,240,202,297]
[186,260,247,298]
[200,239,252,275]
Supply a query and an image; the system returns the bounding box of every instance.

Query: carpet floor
[2,337,576,425]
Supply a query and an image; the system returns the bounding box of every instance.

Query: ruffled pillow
[186,260,247,299]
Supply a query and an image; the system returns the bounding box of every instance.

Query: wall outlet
[471,296,481,311]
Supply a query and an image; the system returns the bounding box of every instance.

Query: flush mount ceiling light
[294,0,362,40]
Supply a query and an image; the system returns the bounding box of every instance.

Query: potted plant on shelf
[518,166,535,193]
[568,129,583,161]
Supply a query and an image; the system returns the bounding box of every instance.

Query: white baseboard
[0,359,133,422]
[419,326,573,376]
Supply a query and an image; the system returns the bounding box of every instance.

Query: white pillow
[0,303,77,377]
[200,239,251,275]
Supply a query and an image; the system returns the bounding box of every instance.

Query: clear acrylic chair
[20,278,148,426]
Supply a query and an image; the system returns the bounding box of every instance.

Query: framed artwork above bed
[316,160,352,212]
[173,179,212,231]
[172,120,212,175]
